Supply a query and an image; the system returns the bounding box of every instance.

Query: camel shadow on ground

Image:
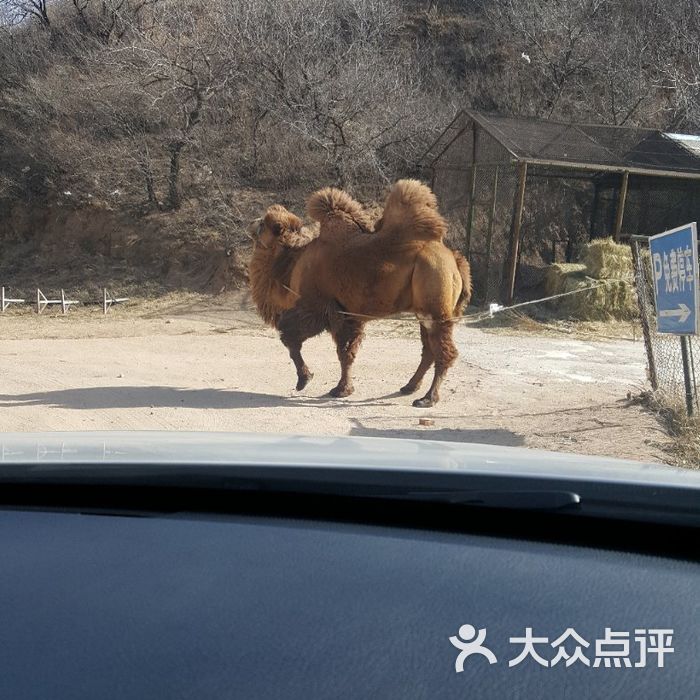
[0,386,321,411]
[0,387,524,449]
[0,385,460,411]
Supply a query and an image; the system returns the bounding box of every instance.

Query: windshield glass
[0,0,698,472]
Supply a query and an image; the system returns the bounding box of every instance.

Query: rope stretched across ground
[326,278,633,325]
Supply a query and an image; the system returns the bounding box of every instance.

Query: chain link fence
[631,237,699,415]
[592,175,700,239]
[431,120,519,303]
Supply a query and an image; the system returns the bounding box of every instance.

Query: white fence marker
[36,288,46,314]
[1,287,26,312]
[36,288,79,314]
[4,286,130,315]
[102,288,129,314]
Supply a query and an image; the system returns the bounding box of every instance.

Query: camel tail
[452,250,472,315]
[307,188,373,232]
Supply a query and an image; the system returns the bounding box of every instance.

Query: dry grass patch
[632,391,700,469]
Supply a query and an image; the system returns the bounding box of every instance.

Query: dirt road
[0,294,670,463]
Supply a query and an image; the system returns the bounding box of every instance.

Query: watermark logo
[449,625,674,670]
[449,624,498,671]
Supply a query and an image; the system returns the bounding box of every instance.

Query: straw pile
[544,238,637,320]
[544,263,587,297]
[582,237,633,280]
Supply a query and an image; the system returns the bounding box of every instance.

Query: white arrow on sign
[659,303,691,323]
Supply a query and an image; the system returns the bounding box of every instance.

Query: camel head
[249,205,314,251]
[248,205,314,329]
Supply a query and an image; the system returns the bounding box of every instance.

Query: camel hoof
[400,383,419,395]
[412,396,436,408]
[296,373,313,391]
[328,384,354,398]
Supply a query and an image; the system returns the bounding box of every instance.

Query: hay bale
[544,263,587,296]
[541,238,638,320]
[582,237,633,280]
[563,277,637,321]
[577,237,636,319]
[543,259,637,321]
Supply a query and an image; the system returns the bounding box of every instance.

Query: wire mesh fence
[631,237,699,415]
[430,120,519,303]
[592,175,700,239]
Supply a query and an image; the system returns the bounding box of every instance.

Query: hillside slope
[0,0,697,292]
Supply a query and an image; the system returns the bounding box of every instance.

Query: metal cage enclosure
[422,111,700,305]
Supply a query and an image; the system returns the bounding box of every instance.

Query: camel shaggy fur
[248,180,471,407]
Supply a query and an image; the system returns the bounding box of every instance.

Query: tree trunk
[166,141,184,211]
[140,161,158,209]
[145,171,158,208]
[251,108,268,178]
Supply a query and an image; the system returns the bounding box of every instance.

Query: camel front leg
[400,323,435,394]
[277,305,327,391]
[413,320,458,408]
[329,317,366,398]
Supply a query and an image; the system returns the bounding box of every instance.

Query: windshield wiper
[392,489,581,511]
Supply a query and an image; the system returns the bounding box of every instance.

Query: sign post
[680,336,694,417]
[649,222,698,416]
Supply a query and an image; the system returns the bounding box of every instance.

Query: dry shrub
[633,391,700,469]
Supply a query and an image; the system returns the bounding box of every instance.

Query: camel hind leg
[400,323,434,394]
[413,319,458,408]
[409,246,463,407]
[277,304,328,391]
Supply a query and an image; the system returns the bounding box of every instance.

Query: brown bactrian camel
[248,180,471,407]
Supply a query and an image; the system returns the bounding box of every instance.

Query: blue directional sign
[649,222,699,335]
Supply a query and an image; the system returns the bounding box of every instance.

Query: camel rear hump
[385,179,439,211]
[379,179,447,243]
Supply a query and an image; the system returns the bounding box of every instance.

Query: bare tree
[652,0,700,129]
[485,0,613,118]
[2,0,50,27]
[233,0,443,188]
[482,0,691,128]
[69,0,160,43]
[2,0,698,225]
[92,0,237,209]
